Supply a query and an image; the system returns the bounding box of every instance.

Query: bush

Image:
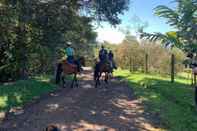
[114,39,186,74]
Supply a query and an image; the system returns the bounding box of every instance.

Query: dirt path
[0,68,162,131]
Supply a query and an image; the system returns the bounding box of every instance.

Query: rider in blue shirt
[65,42,82,72]
[65,42,74,64]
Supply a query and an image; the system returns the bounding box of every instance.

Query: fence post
[171,54,175,83]
[129,56,132,72]
[145,53,148,73]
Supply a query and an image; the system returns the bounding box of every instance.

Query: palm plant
[141,0,197,52]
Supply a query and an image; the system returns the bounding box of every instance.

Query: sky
[96,0,176,44]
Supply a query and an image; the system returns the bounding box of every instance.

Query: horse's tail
[56,63,62,84]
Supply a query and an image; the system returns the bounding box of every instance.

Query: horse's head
[78,56,85,66]
[46,124,59,131]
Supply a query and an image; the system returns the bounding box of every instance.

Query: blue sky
[96,0,176,44]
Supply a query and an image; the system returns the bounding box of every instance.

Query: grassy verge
[0,75,57,112]
[114,69,197,131]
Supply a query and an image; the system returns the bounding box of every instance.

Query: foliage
[141,31,182,49]
[114,35,186,74]
[115,70,197,131]
[81,0,130,25]
[115,37,143,71]
[140,0,197,53]
[0,0,129,81]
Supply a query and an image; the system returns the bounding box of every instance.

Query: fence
[126,53,186,83]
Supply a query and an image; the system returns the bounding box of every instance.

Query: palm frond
[140,31,183,48]
[154,5,180,27]
[141,32,164,42]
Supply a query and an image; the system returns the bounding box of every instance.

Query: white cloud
[96,27,125,44]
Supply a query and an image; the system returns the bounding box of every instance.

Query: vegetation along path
[0,68,162,131]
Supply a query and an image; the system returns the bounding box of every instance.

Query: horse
[55,57,85,88]
[94,61,112,88]
[45,124,59,131]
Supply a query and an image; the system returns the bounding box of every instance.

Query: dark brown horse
[45,124,59,131]
[55,57,85,88]
[94,61,112,88]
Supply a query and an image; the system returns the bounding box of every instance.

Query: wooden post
[129,56,132,72]
[145,53,148,73]
[171,54,175,83]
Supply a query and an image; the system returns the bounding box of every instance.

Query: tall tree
[0,0,130,81]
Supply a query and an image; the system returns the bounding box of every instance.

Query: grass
[114,69,197,131]
[0,75,57,112]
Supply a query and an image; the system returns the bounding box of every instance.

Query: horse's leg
[95,75,99,88]
[75,74,79,88]
[95,77,98,88]
[98,73,101,85]
[95,73,101,88]
[71,75,75,88]
[104,72,108,84]
[56,63,62,84]
[62,76,66,88]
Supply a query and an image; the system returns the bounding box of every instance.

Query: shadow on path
[0,69,163,131]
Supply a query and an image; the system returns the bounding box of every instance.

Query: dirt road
[0,68,162,131]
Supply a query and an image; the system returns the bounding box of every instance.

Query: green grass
[114,69,197,131]
[0,75,57,112]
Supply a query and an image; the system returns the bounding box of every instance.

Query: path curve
[0,68,162,131]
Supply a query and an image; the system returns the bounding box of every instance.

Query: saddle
[61,60,78,74]
[62,60,77,68]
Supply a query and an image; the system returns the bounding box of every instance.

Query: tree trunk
[171,54,175,83]
[145,53,148,74]
[17,23,28,80]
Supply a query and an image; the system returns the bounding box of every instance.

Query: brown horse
[94,61,112,88]
[55,57,85,88]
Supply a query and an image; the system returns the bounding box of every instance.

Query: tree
[81,0,130,25]
[0,0,130,81]
[140,0,197,53]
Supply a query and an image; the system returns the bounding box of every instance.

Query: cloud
[96,27,125,44]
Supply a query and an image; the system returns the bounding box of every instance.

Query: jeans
[67,56,74,64]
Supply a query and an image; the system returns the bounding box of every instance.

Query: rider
[108,50,117,69]
[65,42,82,71]
[65,42,74,64]
[99,45,108,63]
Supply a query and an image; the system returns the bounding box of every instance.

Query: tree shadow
[118,75,197,130]
[1,76,165,131]
[41,79,166,131]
